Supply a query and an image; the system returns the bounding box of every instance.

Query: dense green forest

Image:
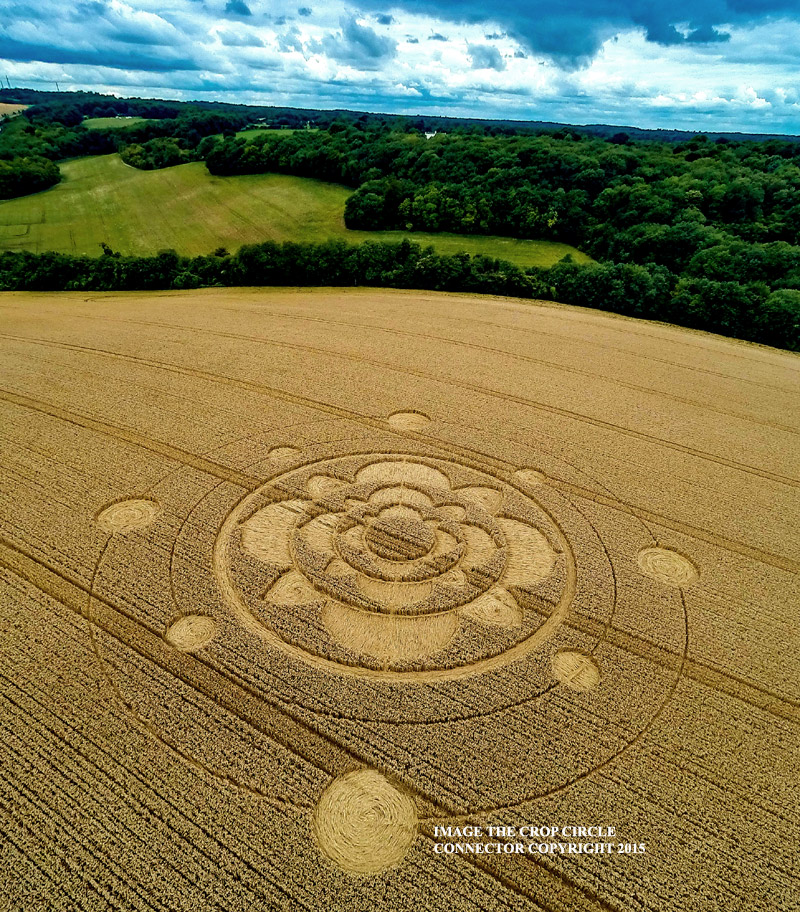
[0,155,61,199]
[0,102,249,194]
[1,89,798,350]
[205,127,800,349]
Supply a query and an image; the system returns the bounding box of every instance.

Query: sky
[2,0,800,133]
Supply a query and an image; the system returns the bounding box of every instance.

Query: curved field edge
[0,153,590,268]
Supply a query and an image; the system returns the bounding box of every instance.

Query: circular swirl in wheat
[165,615,218,652]
[387,410,431,432]
[637,547,698,588]
[312,769,417,874]
[97,498,159,534]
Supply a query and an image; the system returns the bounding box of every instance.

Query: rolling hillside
[0,154,590,267]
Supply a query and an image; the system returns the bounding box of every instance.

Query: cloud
[0,34,201,71]
[1,0,799,135]
[277,26,304,52]
[352,0,799,65]
[224,0,251,17]
[685,25,730,43]
[320,14,397,70]
[468,43,505,71]
[217,28,264,47]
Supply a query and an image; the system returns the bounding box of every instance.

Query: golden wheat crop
[0,287,798,911]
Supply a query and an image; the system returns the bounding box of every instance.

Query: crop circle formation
[96,498,159,534]
[637,547,698,588]
[165,615,218,652]
[89,439,687,836]
[214,454,573,679]
[312,769,417,874]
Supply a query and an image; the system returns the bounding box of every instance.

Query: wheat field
[0,287,798,911]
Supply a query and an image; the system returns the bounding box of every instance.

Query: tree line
[200,126,800,349]
[1,92,798,349]
[0,105,249,196]
[1,241,796,350]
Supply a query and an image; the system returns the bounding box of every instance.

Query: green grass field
[82,117,148,129]
[0,154,591,267]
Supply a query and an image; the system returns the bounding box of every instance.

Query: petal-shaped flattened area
[357,577,433,609]
[455,486,504,514]
[322,602,458,664]
[513,468,547,487]
[241,500,310,564]
[307,475,349,501]
[356,460,450,493]
[461,524,499,567]
[264,570,320,605]
[296,512,340,555]
[497,518,557,586]
[375,504,425,523]
[324,557,356,578]
[438,568,467,588]
[368,486,433,511]
[430,529,459,557]
[435,504,466,522]
[387,410,431,432]
[461,588,523,628]
[338,522,367,553]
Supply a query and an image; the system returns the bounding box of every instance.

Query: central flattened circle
[364,509,435,562]
[215,453,574,680]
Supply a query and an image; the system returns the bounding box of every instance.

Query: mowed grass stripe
[0,154,590,267]
[82,117,148,129]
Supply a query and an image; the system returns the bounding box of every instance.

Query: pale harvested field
[0,287,798,911]
[0,103,27,117]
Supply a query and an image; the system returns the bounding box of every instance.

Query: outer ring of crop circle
[213,451,578,683]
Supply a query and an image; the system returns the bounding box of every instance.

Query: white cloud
[0,1,798,132]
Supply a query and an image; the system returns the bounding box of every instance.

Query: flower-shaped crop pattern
[233,457,559,668]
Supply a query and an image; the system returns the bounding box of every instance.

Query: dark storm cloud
[685,24,730,42]
[297,6,312,14]
[376,14,394,25]
[352,0,798,64]
[75,1,108,16]
[468,44,506,71]
[0,35,201,71]
[224,0,252,17]
[277,26,304,51]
